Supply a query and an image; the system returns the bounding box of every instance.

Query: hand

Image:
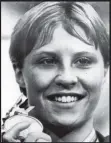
[24,132,52,142]
[2,122,52,142]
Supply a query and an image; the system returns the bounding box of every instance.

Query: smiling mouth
[47,93,86,103]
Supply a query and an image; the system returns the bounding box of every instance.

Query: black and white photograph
[1,1,110,142]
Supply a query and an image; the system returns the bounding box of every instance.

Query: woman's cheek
[78,67,105,117]
[77,67,105,100]
[35,68,57,87]
[25,67,57,91]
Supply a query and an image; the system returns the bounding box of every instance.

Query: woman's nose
[55,68,78,89]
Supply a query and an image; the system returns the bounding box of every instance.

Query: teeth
[74,97,78,101]
[71,96,74,102]
[55,96,78,102]
[67,96,72,102]
[62,96,67,102]
[58,97,62,102]
[55,97,57,101]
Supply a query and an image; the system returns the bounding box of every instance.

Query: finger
[24,132,51,142]
[2,133,21,142]
[39,132,52,142]
[6,122,30,139]
[24,132,41,142]
[37,139,50,142]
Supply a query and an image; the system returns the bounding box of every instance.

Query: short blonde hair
[9,2,109,95]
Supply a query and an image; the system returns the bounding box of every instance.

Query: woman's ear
[102,66,109,85]
[14,65,26,88]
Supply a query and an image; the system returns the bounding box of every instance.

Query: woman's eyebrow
[73,52,97,57]
[31,51,97,59]
[32,51,58,57]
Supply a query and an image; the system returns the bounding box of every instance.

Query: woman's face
[22,26,106,127]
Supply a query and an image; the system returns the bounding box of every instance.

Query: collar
[44,128,98,142]
[83,128,97,142]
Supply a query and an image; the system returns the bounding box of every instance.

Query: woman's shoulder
[104,135,110,142]
[96,130,110,142]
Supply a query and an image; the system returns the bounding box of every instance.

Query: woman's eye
[38,58,57,65]
[75,57,92,67]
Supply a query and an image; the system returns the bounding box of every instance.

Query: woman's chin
[43,117,77,136]
[48,114,80,127]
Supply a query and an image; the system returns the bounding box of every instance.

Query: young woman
[2,2,109,142]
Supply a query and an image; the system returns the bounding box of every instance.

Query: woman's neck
[43,118,94,142]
